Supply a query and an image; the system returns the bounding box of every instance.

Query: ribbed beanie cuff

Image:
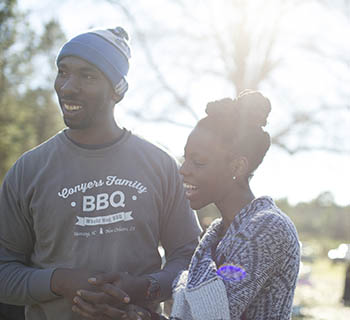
[56,27,131,97]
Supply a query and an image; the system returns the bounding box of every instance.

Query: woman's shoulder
[245,197,300,250]
[249,197,296,228]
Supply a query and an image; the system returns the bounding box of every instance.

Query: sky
[20,0,350,206]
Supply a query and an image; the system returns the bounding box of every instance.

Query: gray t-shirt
[0,130,201,319]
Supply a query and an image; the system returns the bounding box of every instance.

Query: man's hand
[88,272,149,303]
[72,302,152,320]
[71,272,149,319]
[50,268,99,304]
[123,304,152,320]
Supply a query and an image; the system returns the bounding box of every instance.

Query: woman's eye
[193,160,205,167]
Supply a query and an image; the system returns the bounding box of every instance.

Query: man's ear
[111,91,123,104]
[230,156,249,179]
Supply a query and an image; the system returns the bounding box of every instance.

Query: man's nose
[60,75,81,95]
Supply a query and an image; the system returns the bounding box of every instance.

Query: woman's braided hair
[198,89,271,178]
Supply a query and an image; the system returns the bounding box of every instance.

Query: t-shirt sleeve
[159,156,202,255]
[0,162,58,304]
[0,162,35,255]
[151,156,201,300]
[0,246,57,305]
[149,239,198,300]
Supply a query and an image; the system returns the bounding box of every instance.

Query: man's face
[54,56,115,130]
[180,125,234,210]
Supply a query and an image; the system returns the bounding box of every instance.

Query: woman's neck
[216,186,255,232]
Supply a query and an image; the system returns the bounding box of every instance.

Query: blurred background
[1,0,349,319]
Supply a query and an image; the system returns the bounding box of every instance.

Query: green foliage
[195,191,349,251]
[277,192,350,246]
[0,0,65,180]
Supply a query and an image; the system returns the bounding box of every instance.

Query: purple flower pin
[217,264,246,281]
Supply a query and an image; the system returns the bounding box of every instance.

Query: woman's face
[180,125,234,210]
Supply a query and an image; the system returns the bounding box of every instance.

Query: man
[0,26,201,320]
[0,304,24,320]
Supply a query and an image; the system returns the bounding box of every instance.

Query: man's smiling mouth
[64,104,82,111]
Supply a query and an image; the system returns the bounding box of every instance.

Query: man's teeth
[64,104,82,111]
[184,183,197,190]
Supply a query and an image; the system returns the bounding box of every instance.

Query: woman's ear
[230,156,249,179]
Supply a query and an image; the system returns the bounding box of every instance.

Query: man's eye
[58,70,68,76]
[83,74,96,80]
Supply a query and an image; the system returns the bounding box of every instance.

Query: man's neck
[66,123,124,146]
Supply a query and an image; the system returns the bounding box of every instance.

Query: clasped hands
[51,268,152,320]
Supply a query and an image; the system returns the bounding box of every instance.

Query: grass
[293,258,350,319]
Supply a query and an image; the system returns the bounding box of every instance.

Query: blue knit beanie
[56,26,131,97]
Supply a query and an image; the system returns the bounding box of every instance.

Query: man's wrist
[27,268,60,302]
[50,268,68,296]
[145,276,161,301]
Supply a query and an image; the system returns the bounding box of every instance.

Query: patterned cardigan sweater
[170,196,300,320]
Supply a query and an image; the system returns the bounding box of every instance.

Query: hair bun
[205,98,235,116]
[237,90,271,127]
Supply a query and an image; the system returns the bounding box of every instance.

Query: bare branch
[111,0,199,122]
[272,137,350,155]
[106,0,348,155]
[128,110,194,128]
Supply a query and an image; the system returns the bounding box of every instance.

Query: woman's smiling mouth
[183,182,199,198]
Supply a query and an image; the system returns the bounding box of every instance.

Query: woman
[73,90,300,319]
[169,90,300,319]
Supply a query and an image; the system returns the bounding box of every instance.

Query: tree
[105,0,349,155]
[0,0,65,180]
[276,193,350,244]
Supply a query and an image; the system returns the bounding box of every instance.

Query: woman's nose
[179,161,189,177]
